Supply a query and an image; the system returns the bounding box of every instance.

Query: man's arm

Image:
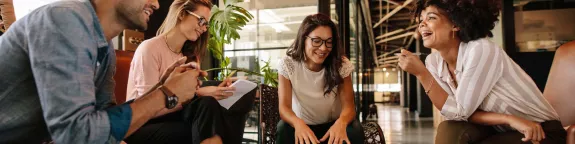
[26,7,176,143]
[125,89,165,137]
[126,57,201,137]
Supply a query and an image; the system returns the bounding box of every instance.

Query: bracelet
[425,78,434,95]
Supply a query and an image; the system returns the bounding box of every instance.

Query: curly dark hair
[286,14,343,96]
[414,0,501,43]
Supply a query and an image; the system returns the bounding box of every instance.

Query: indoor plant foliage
[207,0,253,80]
[259,58,278,87]
[206,0,278,87]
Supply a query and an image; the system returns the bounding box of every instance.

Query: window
[224,0,319,141]
[514,0,575,52]
[223,0,318,77]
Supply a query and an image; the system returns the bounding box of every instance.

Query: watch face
[166,96,178,109]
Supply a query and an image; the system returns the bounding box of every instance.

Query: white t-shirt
[277,56,354,125]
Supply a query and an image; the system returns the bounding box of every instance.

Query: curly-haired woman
[398,0,566,143]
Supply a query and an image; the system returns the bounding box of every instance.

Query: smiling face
[418,6,459,49]
[177,5,211,41]
[304,26,333,65]
[117,0,159,31]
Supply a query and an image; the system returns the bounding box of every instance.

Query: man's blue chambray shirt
[0,0,132,143]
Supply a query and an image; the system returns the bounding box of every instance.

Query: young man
[0,0,203,143]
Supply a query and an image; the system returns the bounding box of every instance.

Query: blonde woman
[125,0,254,143]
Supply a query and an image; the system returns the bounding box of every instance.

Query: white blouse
[426,38,559,131]
[277,57,354,125]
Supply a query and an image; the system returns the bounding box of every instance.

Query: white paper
[218,79,258,109]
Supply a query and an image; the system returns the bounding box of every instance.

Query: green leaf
[235,7,253,18]
[210,5,219,16]
[258,58,278,87]
[223,57,231,67]
[230,12,248,21]
[209,1,253,45]
[207,1,263,83]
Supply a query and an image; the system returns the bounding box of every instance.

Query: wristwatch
[158,85,178,109]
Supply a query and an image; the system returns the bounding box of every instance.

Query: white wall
[112,36,119,50]
[490,11,504,48]
[374,70,401,102]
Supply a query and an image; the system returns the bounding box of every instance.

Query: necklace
[164,35,181,54]
[446,62,458,87]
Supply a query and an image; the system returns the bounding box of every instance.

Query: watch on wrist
[158,85,178,109]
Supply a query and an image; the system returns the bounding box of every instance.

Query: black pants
[435,120,566,144]
[276,120,364,144]
[125,85,256,144]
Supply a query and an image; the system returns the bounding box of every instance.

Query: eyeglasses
[186,11,209,28]
[306,36,333,48]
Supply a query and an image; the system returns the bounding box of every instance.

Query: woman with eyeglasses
[275,14,364,144]
[124,0,250,143]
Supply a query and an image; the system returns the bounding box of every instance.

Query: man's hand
[158,57,206,104]
[159,57,206,84]
[163,67,200,104]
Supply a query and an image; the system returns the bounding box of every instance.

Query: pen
[394,52,429,56]
[224,70,237,87]
[227,70,237,79]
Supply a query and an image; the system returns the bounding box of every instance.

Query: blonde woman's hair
[157,0,212,62]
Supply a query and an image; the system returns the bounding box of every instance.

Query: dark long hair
[286,14,343,96]
[157,0,213,63]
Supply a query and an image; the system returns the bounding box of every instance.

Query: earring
[452,31,455,39]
